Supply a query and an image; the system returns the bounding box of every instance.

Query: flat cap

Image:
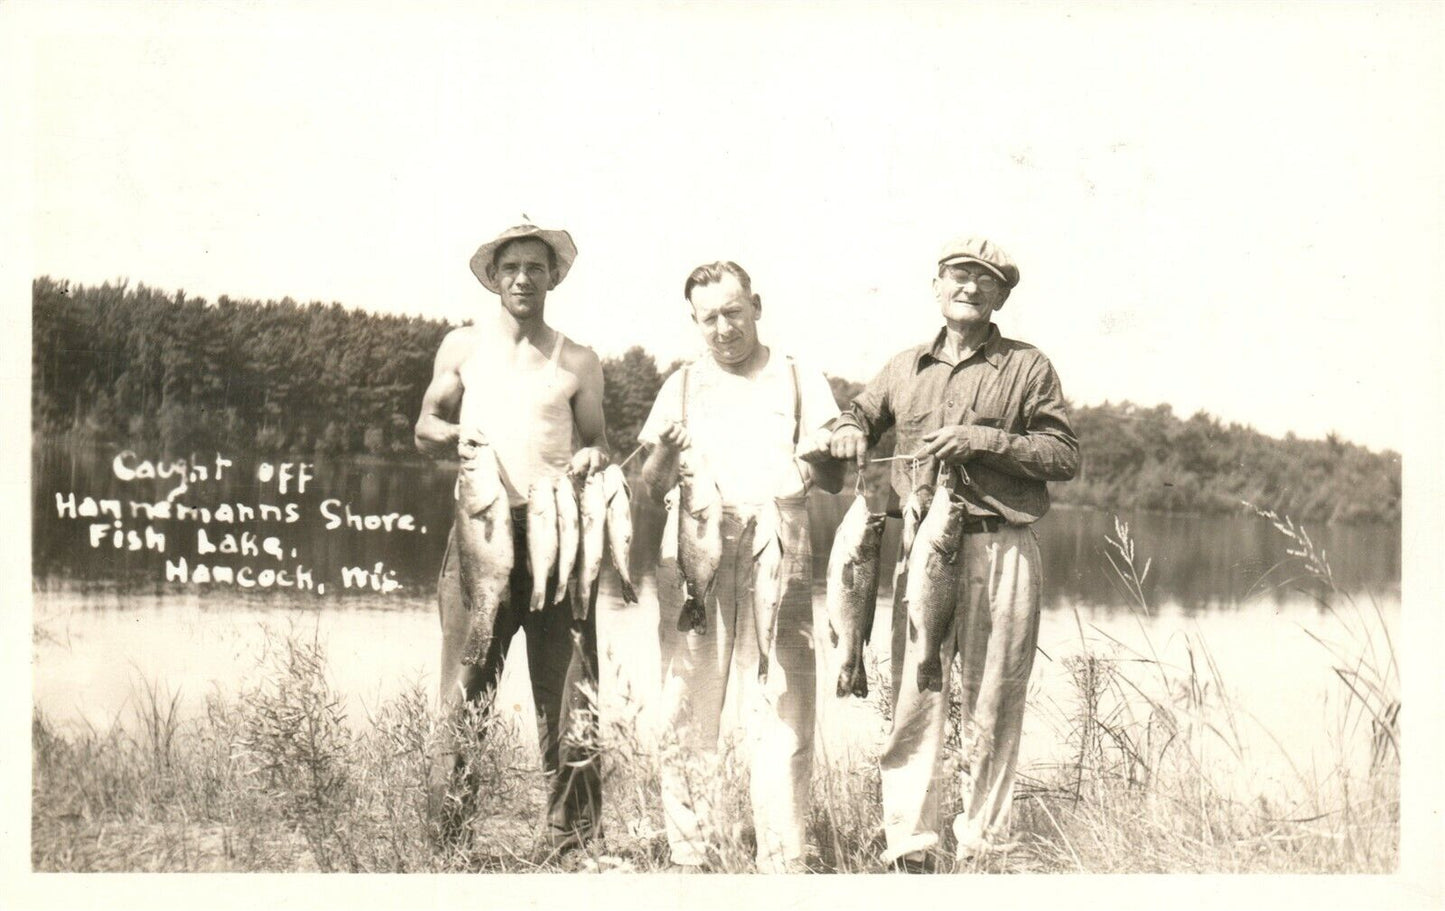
[469,223,578,294]
[937,236,1019,289]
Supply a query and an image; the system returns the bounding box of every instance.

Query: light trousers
[880,523,1042,861]
[656,500,816,871]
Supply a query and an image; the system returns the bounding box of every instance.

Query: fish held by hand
[826,495,887,697]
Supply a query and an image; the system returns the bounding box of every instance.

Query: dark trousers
[428,509,601,845]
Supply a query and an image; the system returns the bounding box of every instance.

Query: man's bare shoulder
[434,324,483,370]
[558,334,603,376]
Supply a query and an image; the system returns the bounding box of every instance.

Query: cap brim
[940,255,1009,285]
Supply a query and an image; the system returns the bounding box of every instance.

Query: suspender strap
[680,364,690,429]
[788,356,801,446]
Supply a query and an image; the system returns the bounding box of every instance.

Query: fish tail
[573,582,593,622]
[916,657,942,693]
[835,656,870,699]
[619,578,638,604]
[757,653,769,683]
[676,596,706,633]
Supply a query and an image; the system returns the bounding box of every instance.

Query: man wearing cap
[415,222,610,860]
[828,237,1079,870]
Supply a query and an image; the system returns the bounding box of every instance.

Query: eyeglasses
[940,264,1003,290]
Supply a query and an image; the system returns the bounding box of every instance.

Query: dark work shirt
[835,324,1079,525]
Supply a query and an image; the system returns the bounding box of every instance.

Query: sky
[8,1,1445,453]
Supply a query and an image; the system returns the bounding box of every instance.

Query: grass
[31,512,1398,873]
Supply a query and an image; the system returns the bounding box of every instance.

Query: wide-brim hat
[469,223,578,294]
[937,236,1019,289]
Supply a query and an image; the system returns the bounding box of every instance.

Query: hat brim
[470,226,577,293]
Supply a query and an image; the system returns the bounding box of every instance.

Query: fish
[826,494,888,697]
[553,475,579,606]
[904,486,968,692]
[454,435,514,665]
[892,483,930,605]
[898,484,930,566]
[676,447,723,634]
[577,469,609,621]
[526,477,558,613]
[601,464,638,603]
[749,499,786,681]
[658,486,683,593]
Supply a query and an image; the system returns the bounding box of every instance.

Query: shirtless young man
[415,222,609,861]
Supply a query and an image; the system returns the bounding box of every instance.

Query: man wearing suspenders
[638,261,844,872]
[414,222,610,861]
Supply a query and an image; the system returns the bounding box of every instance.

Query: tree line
[33,277,1399,522]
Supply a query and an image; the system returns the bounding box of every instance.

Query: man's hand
[456,426,485,449]
[917,425,985,464]
[829,425,869,468]
[570,446,610,479]
[795,427,834,465]
[655,421,692,452]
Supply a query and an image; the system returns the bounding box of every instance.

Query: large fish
[454,435,514,665]
[904,486,968,692]
[601,464,637,603]
[526,477,558,613]
[749,500,785,682]
[577,469,608,621]
[676,447,722,634]
[826,495,888,697]
[553,475,580,606]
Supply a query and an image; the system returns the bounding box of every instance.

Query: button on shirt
[835,325,1079,525]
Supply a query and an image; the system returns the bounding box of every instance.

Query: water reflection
[33,442,1400,613]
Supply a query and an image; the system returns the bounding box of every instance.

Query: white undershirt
[638,352,840,507]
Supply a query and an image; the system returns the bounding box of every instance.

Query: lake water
[32,443,1401,802]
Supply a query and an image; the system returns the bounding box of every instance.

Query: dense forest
[33,277,1400,522]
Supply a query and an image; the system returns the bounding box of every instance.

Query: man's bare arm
[641,422,690,503]
[569,346,611,476]
[414,329,471,457]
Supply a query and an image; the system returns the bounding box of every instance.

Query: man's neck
[495,309,552,347]
[714,343,770,378]
[940,321,992,361]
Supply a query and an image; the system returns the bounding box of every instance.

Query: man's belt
[960,516,1004,534]
[881,511,1006,534]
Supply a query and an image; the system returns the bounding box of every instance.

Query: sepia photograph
[5,1,1442,908]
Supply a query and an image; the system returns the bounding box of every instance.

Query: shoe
[887,853,937,874]
[526,828,596,866]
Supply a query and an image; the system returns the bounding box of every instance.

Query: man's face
[689,274,761,367]
[933,260,1008,329]
[489,238,555,319]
